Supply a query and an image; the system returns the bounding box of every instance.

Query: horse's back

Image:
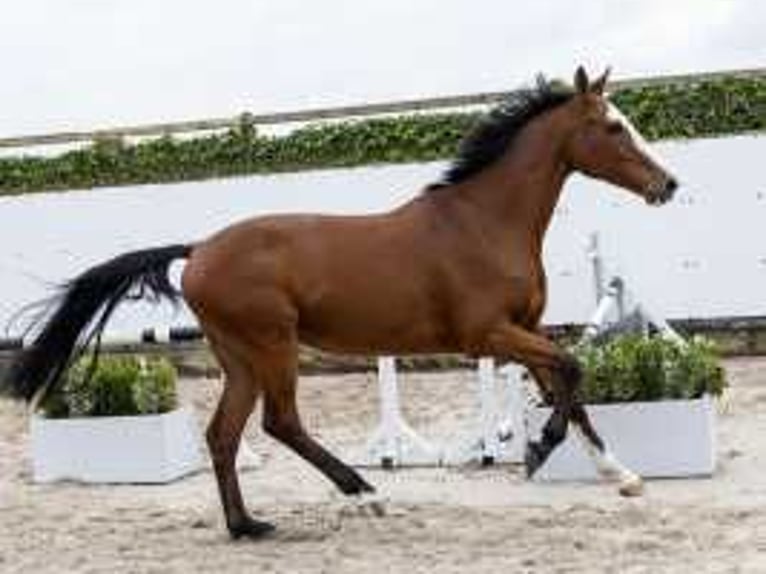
[181,203,460,353]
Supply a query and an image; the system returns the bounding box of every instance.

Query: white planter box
[31,407,204,484]
[529,395,716,481]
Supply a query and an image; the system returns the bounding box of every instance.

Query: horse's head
[563,66,678,205]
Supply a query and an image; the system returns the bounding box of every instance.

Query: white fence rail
[1,67,764,150]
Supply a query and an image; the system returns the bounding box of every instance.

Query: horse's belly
[296,290,453,355]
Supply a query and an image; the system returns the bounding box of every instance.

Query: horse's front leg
[479,320,643,495]
[478,321,582,476]
[528,366,643,497]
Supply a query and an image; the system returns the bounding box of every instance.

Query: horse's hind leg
[258,342,375,496]
[205,334,275,539]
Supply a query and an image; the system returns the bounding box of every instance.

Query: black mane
[428,76,574,189]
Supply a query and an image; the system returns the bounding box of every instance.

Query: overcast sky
[1,0,764,135]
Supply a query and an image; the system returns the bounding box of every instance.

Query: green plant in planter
[41,354,177,418]
[574,335,725,404]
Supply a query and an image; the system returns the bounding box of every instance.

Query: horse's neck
[457,124,569,251]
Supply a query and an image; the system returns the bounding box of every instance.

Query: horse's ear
[574,66,589,94]
[591,67,611,94]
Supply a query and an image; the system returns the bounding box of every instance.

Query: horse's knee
[541,411,568,447]
[559,353,582,386]
[556,353,582,389]
[525,410,569,477]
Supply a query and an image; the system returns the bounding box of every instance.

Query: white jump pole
[477,357,500,464]
[496,362,528,462]
[588,232,605,304]
[378,356,402,467]
[581,278,623,341]
[359,356,441,467]
[443,356,525,465]
[585,231,682,343]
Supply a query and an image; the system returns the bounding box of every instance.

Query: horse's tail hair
[1,244,193,403]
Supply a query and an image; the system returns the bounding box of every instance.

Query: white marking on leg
[572,426,643,496]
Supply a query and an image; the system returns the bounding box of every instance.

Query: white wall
[546,134,766,322]
[1,134,764,339]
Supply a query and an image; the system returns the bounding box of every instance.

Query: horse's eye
[606,121,625,135]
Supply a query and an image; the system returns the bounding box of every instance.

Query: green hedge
[41,354,178,418]
[1,75,764,195]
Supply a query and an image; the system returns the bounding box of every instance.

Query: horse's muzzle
[646,176,678,205]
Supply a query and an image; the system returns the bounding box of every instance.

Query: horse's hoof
[618,476,644,497]
[358,480,376,494]
[349,492,387,517]
[228,518,276,540]
[340,474,376,496]
[524,442,545,478]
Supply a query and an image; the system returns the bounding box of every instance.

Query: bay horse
[3,67,678,539]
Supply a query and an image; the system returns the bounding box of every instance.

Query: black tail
[2,244,192,402]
